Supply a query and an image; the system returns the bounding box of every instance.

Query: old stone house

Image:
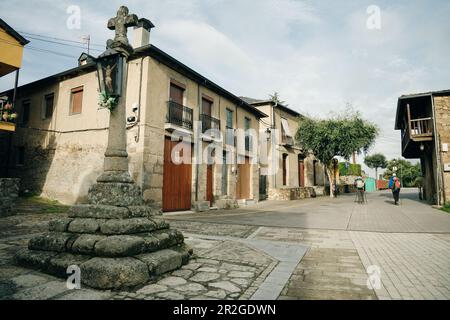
[0,19,265,211]
[395,90,450,205]
[241,98,326,200]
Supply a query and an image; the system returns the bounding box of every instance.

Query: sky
[1,0,450,177]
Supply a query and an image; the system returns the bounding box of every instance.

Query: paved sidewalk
[166,189,450,233]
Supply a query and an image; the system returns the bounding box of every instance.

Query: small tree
[295,110,378,197]
[269,92,288,106]
[364,153,387,180]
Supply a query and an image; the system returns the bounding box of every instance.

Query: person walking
[389,173,401,205]
[354,176,365,204]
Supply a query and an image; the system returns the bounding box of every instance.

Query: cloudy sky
[1,0,450,176]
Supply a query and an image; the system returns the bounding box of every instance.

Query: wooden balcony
[409,117,433,140]
[402,117,433,158]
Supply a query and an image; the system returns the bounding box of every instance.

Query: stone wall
[268,187,316,201]
[0,178,20,216]
[434,96,450,204]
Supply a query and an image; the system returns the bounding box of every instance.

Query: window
[70,86,84,115]
[282,154,288,186]
[169,82,184,105]
[244,117,251,151]
[281,117,293,145]
[43,93,54,119]
[202,97,213,116]
[16,147,25,166]
[226,109,234,145]
[22,100,30,124]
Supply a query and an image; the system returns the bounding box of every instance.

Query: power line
[0,38,77,59]
[24,35,103,53]
[16,30,105,48]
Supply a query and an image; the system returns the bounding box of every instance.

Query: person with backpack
[354,176,366,204]
[389,173,401,205]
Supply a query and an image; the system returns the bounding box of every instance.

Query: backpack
[356,179,364,189]
[394,179,401,190]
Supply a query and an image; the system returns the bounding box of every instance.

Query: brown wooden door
[163,138,192,212]
[282,154,288,186]
[236,157,251,200]
[298,159,305,187]
[206,164,213,205]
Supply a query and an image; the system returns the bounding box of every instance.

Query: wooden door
[163,138,192,212]
[298,159,305,187]
[282,154,287,186]
[236,157,251,199]
[206,164,213,205]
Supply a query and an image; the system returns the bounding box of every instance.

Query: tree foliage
[383,158,422,187]
[364,153,387,179]
[295,111,379,166]
[269,92,287,106]
[295,110,378,197]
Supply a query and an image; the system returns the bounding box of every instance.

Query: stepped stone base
[15,197,193,289]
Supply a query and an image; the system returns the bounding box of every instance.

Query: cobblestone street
[1,189,449,300]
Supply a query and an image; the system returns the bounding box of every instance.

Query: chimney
[132,18,155,49]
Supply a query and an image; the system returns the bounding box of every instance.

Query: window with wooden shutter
[44,93,54,119]
[22,100,30,124]
[70,86,83,115]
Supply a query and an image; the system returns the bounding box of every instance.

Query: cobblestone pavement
[1,191,450,300]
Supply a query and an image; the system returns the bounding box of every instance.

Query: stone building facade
[241,98,326,200]
[395,90,450,205]
[0,22,264,211]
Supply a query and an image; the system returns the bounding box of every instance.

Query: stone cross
[96,6,138,186]
[107,6,138,47]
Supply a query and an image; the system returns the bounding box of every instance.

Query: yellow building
[0,18,29,133]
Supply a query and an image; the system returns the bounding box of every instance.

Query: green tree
[364,153,387,180]
[295,110,378,197]
[269,92,287,106]
[383,158,422,187]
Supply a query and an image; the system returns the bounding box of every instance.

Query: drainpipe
[195,82,201,202]
[271,102,277,189]
[431,94,443,206]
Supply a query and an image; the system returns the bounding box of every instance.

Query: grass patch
[442,204,450,214]
[18,196,70,214]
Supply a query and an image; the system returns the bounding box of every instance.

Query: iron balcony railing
[200,113,221,134]
[166,101,193,130]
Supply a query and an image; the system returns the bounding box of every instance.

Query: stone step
[15,245,192,289]
[68,204,162,220]
[48,216,170,235]
[28,229,185,258]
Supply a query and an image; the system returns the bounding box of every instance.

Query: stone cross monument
[15,6,192,290]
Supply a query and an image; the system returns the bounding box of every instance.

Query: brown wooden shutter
[45,94,54,119]
[71,87,83,114]
[202,98,212,116]
[170,83,184,105]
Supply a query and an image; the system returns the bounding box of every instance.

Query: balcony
[402,117,433,158]
[165,101,193,131]
[410,117,433,139]
[200,114,220,133]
